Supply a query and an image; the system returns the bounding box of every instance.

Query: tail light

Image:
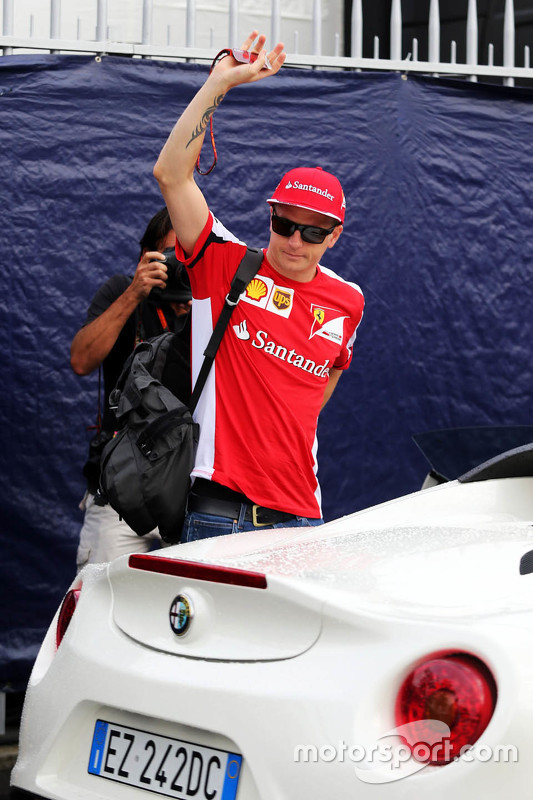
[56,589,81,649]
[395,653,497,765]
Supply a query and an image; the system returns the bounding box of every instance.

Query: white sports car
[10,432,533,800]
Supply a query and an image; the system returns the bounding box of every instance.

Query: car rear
[11,478,533,799]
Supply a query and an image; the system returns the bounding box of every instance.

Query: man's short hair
[138,207,172,258]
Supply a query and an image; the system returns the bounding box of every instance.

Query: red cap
[267,166,345,223]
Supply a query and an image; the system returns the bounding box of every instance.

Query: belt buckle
[252,504,271,527]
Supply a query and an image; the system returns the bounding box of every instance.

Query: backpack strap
[189,247,262,414]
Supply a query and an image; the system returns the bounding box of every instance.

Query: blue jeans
[181,505,323,543]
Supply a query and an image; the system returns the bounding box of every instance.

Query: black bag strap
[189,247,262,413]
[136,407,194,457]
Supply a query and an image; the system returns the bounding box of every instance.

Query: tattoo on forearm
[186,94,225,148]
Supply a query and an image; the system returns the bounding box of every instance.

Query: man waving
[154,31,365,542]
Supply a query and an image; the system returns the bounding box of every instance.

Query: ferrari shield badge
[169,594,193,636]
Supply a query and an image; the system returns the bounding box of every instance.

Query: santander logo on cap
[284,179,335,202]
[267,166,346,223]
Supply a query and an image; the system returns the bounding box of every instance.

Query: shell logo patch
[246,278,268,302]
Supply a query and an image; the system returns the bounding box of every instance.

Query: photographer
[70,208,191,570]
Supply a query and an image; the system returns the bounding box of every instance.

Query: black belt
[187,493,297,528]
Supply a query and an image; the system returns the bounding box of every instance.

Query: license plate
[88,719,242,800]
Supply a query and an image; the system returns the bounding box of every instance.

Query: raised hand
[213,30,286,89]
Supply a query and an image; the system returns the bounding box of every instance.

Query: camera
[148,248,192,304]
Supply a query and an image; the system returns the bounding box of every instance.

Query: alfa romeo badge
[169,594,193,636]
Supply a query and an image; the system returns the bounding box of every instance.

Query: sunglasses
[271,207,339,244]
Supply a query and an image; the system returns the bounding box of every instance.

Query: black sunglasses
[271,207,339,244]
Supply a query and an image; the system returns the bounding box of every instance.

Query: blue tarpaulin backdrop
[0,55,531,687]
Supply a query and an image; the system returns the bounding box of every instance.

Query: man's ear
[327,225,343,248]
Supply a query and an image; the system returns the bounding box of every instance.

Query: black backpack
[98,247,262,545]
[99,332,197,543]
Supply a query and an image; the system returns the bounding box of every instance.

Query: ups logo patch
[273,289,292,310]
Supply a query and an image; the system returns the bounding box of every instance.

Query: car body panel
[110,557,322,660]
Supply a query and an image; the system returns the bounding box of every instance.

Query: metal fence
[1,0,533,87]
